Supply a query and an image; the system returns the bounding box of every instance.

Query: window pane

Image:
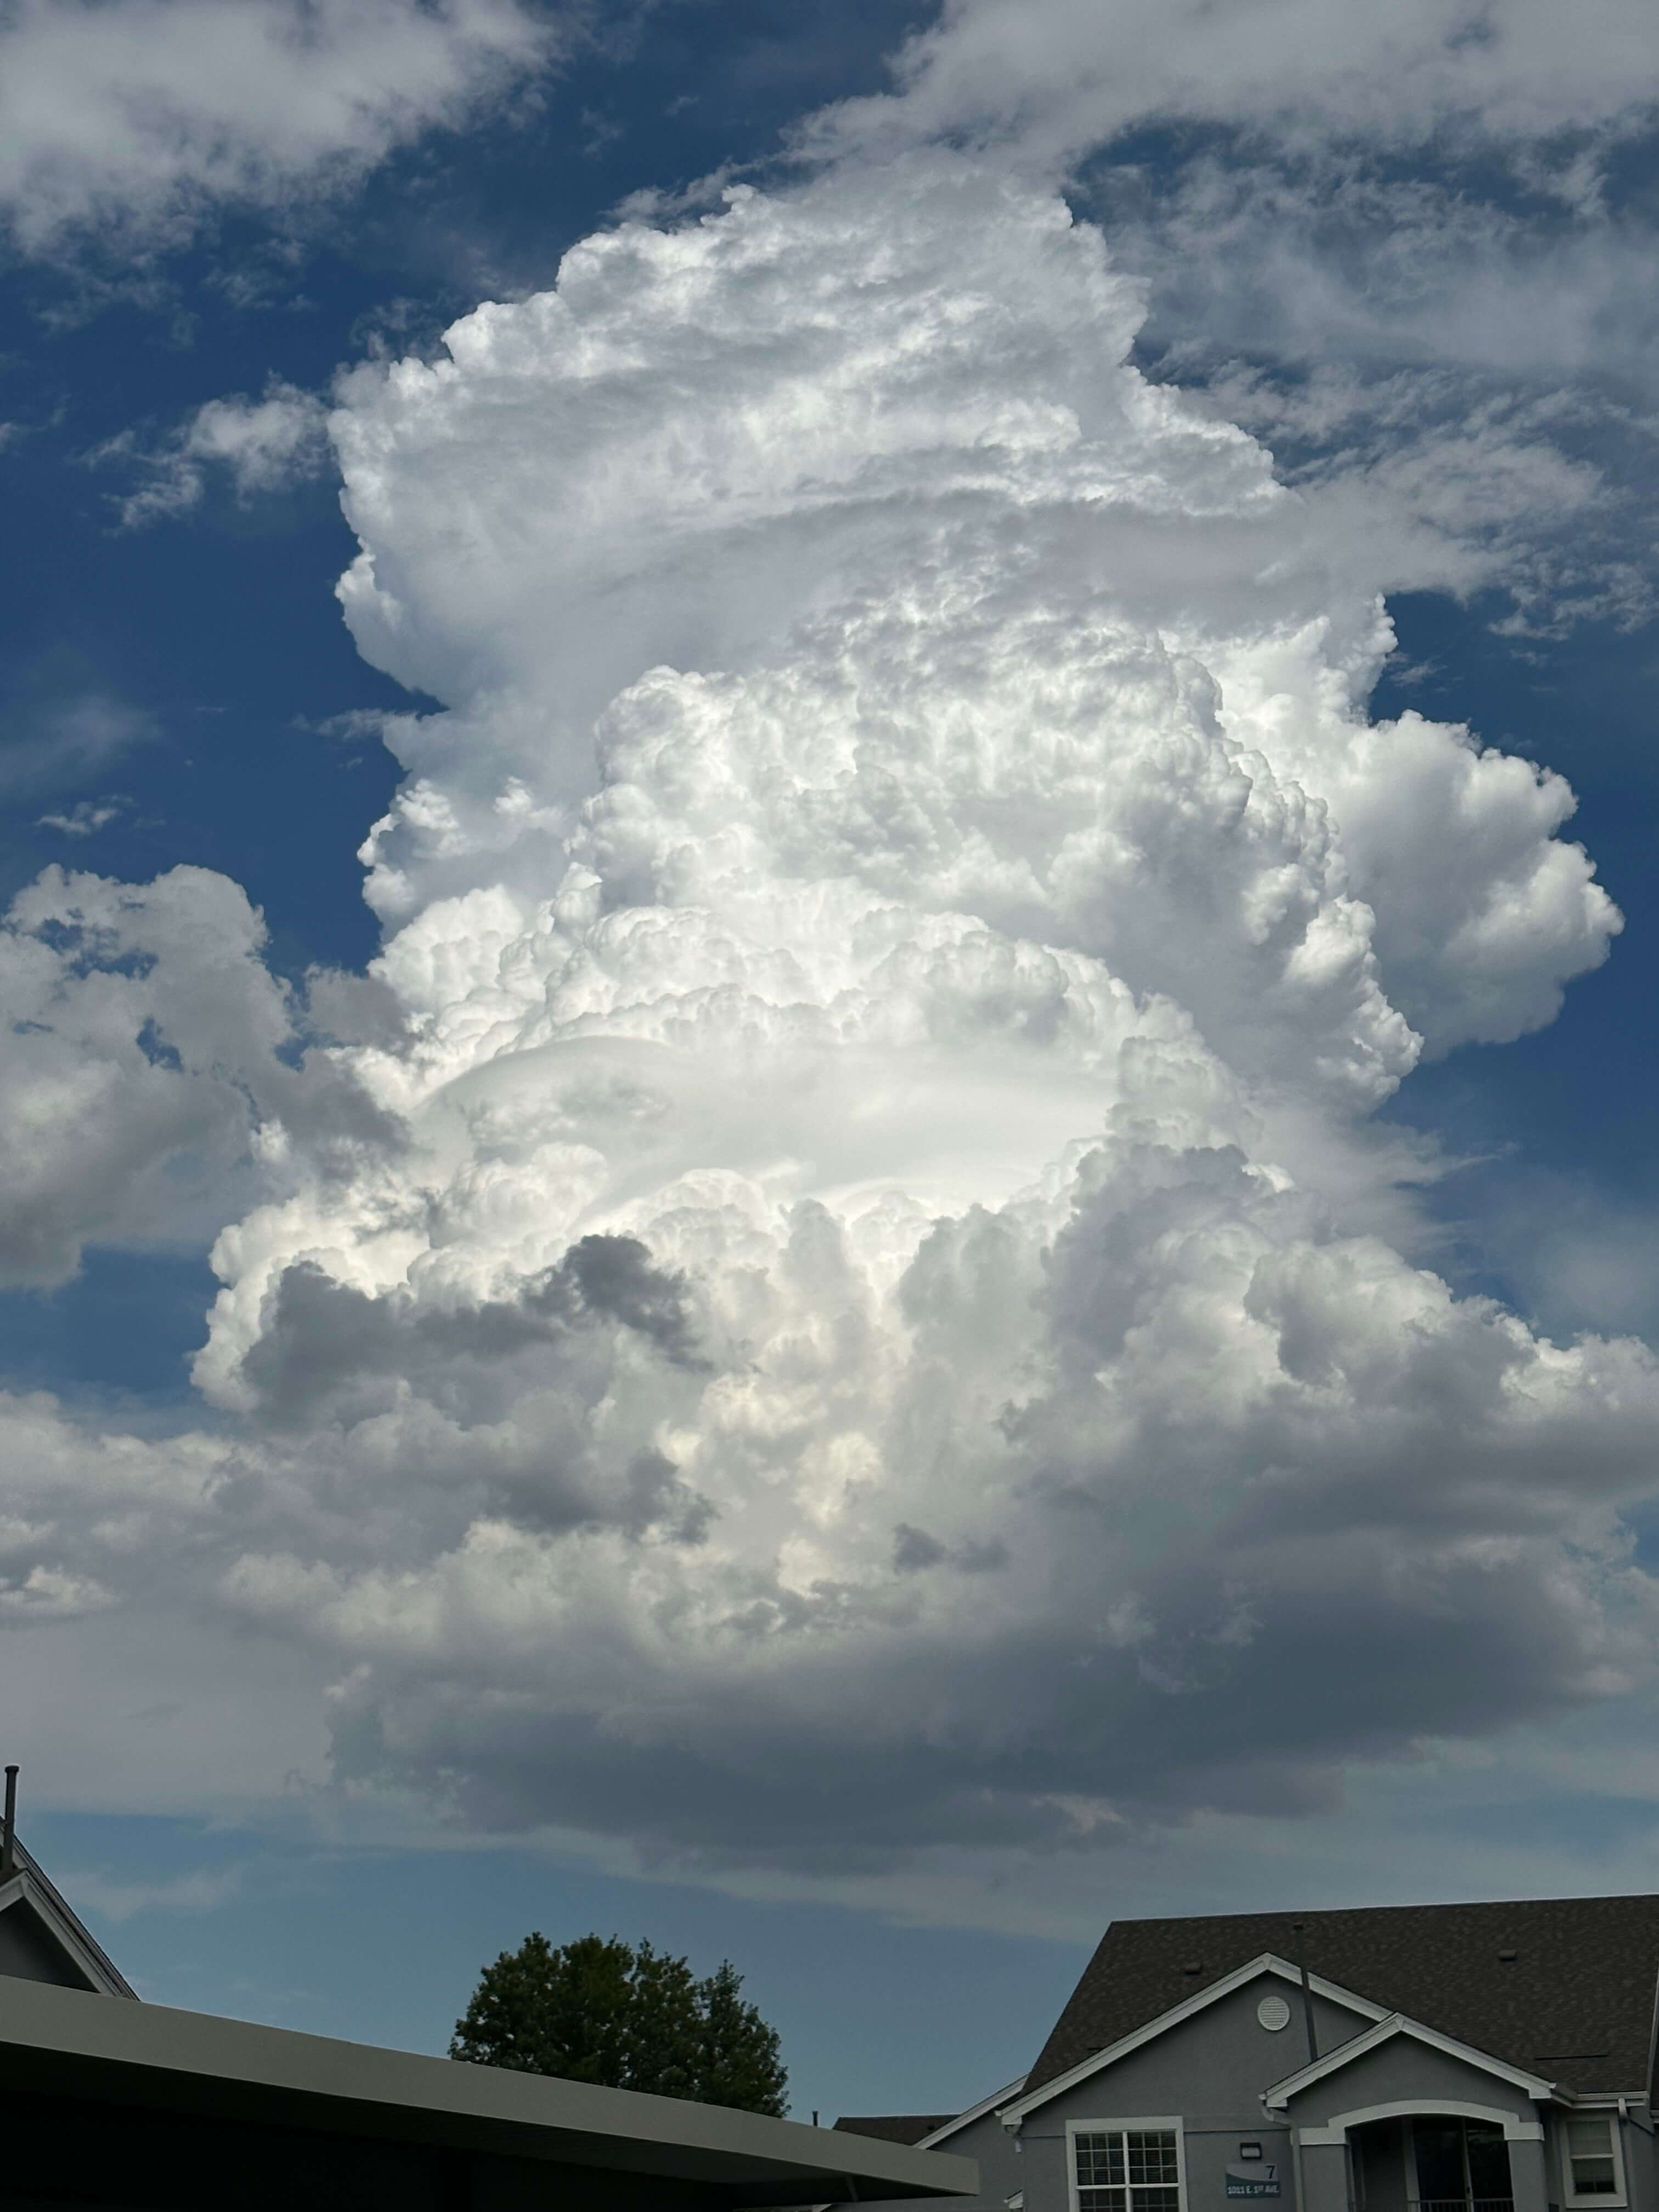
[1079,2190,1127,2212]
[1568,2119,1617,2198]
[1127,2134,1180,2187]
[1076,2136,1126,2189]
[1138,2187,1181,2212]
[1571,2162,1617,2196]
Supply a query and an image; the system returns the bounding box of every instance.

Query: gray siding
[1616,2115,1658,2212]
[927,2106,1026,2212]
[0,1903,94,1990]
[1017,1979,1377,2212]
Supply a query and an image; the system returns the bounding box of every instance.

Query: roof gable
[0,1837,136,1999]
[1263,2012,1556,2112]
[1003,1956,1385,2123]
[1025,1895,1659,2099]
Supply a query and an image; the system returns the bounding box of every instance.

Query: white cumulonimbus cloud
[0,867,292,1285]
[806,0,1659,648]
[2,157,1653,1880]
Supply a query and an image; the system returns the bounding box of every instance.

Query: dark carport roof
[0,1975,977,2208]
[1026,1894,1659,2100]
[837,2118,958,2147]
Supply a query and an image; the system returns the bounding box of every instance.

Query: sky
[3,0,1659,2131]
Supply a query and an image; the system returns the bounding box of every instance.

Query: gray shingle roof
[1025,1894,1659,2100]
[835,2115,958,2146]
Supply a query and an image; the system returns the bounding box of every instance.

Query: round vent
[1257,1994,1292,2033]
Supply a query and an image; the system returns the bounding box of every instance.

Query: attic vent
[1498,1949,1518,1962]
[1182,1962,1203,1976]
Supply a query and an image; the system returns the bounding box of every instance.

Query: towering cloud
[1,158,1649,1886]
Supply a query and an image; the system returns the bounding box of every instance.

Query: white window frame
[1066,2117,1189,2212]
[1559,2113,1628,2211]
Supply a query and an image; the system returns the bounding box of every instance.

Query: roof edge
[915,2077,1030,2149]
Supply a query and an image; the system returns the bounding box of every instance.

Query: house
[837,1898,1659,2212]
[0,1827,138,2000]
[0,1790,975,2212]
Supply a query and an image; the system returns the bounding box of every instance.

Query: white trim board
[1297,2098,1545,2146]
[1002,1957,1389,2126]
[917,2076,1030,2151]
[1264,2012,1555,2114]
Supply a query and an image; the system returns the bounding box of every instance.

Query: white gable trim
[0,1871,134,1999]
[1298,2099,1544,2146]
[916,2077,1029,2150]
[1264,2013,1555,2113]
[1001,1956,1389,2125]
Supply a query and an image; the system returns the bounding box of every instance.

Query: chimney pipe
[1291,1921,1318,2066]
[1,1765,17,1880]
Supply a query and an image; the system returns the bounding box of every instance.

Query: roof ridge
[1105,1892,1659,1927]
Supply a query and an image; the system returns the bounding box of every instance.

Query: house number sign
[1226,2148,1280,2200]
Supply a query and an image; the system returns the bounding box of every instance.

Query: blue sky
[3,0,1659,2130]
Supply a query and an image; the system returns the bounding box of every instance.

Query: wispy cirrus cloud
[812,0,1659,167]
[35,796,131,838]
[97,380,330,528]
[0,691,156,799]
[60,1864,242,1922]
[0,0,558,257]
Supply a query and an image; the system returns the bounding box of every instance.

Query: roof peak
[0,1830,137,2000]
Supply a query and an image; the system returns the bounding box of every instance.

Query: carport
[0,1974,978,2212]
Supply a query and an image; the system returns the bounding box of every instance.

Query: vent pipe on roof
[1290,1922,1318,2066]
[1,1764,16,1880]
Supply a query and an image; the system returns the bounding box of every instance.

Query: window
[1562,2119,1625,2208]
[1073,2125,1184,2212]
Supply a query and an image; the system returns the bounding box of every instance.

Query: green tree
[693,1958,788,2117]
[624,1940,702,2099]
[450,1932,788,2117]
[449,1931,634,2082]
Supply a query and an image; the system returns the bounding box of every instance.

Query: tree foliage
[450,1931,788,2116]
